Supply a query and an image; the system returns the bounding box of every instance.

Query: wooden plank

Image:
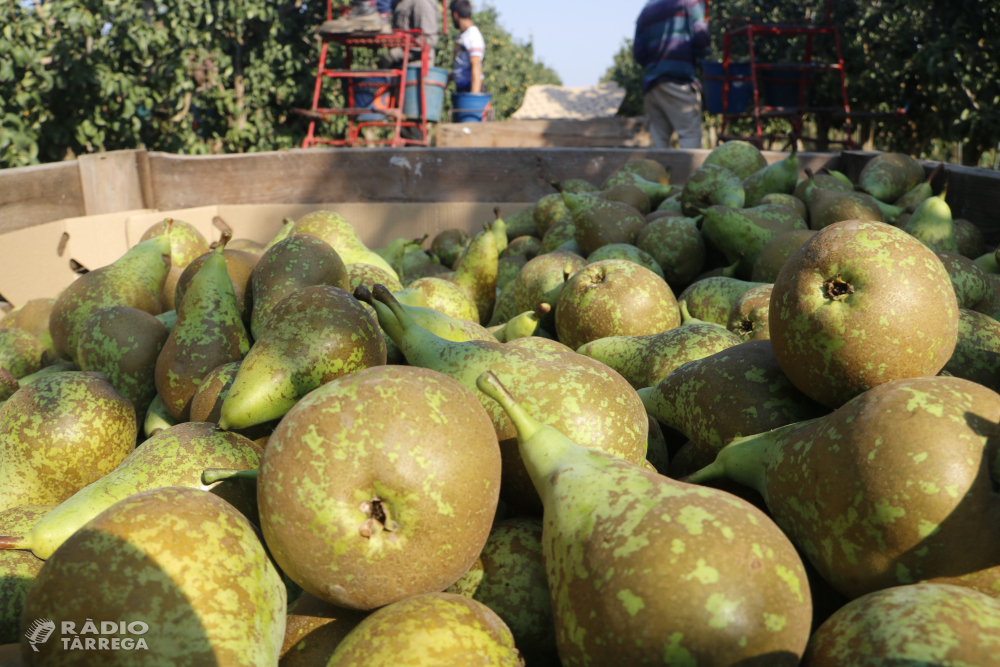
[78,150,147,216]
[436,118,651,148]
[146,147,840,210]
[0,161,85,234]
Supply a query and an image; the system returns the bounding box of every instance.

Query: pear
[496,205,538,239]
[449,229,498,325]
[539,216,577,253]
[586,243,664,278]
[681,163,745,216]
[292,210,397,277]
[555,260,680,350]
[399,277,479,322]
[645,416,671,474]
[430,228,471,268]
[75,306,168,415]
[760,192,808,220]
[0,421,261,560]
[141,218,210,310]
[687,375,1000,600]
[264,217,297,252]
[636,215,706,286]
[563,192,645,255]
[937,251,991,309]
[513,251,587,330]
[175,242,260,326]
[857,152,925,202]
[577,323,740,389]
[956,218,986,259]
[640,340,827,477]
[347,261,403,293]
[0,372,134,511]
[552,177,599,194]
[793,170,852,204]
[677,276,769,325]
[770,220,958,407]
[374,234,427,271]
[501,235,542,262]
[357,285,494,345]
[496,254,527,291]
[506,336,573,354]
[807,187,882,230]
[619,157,671,185]
[803,583,1000,666]
[602,170,670,208]
[534,193,572,237]
[250,233,351,338]
[477,371,812,666]
[373,286,647,516]
[155,242,250,421]
[0,329,45,399]
[645,208,686,224]
[143,394,177,438]
[189,361,277,447]
[893,163,942,212]
[49,234,171,362]
[974,251,1000,274]
[491,304,550,343]
[280,593,369,666]
[701,203,807,278]
[742,143,799,207]
[702,140,767,179]
[903,184,957,252]
[220,286,385,431]
[488,281,517,327]
[0,298,56,356]
[941,309,1000,393]
[20,487,286,664]
[657,195,684,213]
[326,593,522,666]
[486,209,509,254]
[227,238,264,254]
[751,229,816,282]
[155,309,178,332]
[594,182,650,214]
[256,366,500,610]
[399,249,441,281]
[727,283,773,341]
[0,505,52,644]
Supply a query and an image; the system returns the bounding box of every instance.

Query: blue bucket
[403,65,448,122]
[760,65,813,108]
[700,61,753,114]
[452,92,492,123]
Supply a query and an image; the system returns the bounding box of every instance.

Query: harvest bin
[1,147,998,305]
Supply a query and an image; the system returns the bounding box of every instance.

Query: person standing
[633,0,710,149]
[387,0,440,68]
[450,0,484,94]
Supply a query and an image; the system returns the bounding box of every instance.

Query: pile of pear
[0,141,999,666]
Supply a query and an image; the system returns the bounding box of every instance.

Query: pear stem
[475,372,543,442]
[372,284,419,333]
[202,468,258,485]
[353,285,373,305]
[0,535,28,550]
[926,162,944,185]
[493,207,502,220]
[550,179,563,193]
[940,182,948,203]
[532,303,551,320]
[804,167,814,180]
[216,231,232,252]
[679,300,694,324]
[683,460,727,485]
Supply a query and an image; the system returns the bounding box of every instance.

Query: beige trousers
[644,80,703,149]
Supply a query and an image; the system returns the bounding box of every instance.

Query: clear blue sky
[483,0,650,87]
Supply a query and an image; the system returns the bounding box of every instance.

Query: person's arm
[470,56,483,93]
[691,0,711,61]
[632,6,653,68]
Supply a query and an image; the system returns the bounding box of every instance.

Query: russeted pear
[687,376,1000,600]
[430,228,471,268]
[636,215,706,285]
[761,192,808,220]
[727,284,773,341]
[807,187,883,230]
[513,251,587,330]
[803,583,1000,666]
[0,505,51,643]
[903,184,957,252]
[449,229,498,325]
[20,487,286,664]
[189,361,277,447]
[619,157,671,185]
[956,218,986,259]
[497,254,527,291]
[326,593,522,667]
[227,238,263,254]
[0,298,55,356]
[770,220,958,407]
[534,193,572,237]
[974,251,1000,274]
[49,234,171,362]
[501,235,542,261]
[373,286,647,516]
[347,261,403,293]
[488,281,517,327]
[155,242,250,420]
[358,285,494,344]
[255,366,500,610]
[552,177,599,194]
[540,216,576,253]
[752,229,816,282]
[140,218,210,310]
[279,593,369,666]
[742,143,799,207]
[176,242,260,326]
[563,192,645,255]
[793,170,852,205]
[75,306,168,415]
[506,336,573,354]
[586,243,663,277]
[0,372,134,511]
[640,340,827,477]
[0,421,261,560]
[577,323,740,389]
[677,276,769,325]
[490,304,550,343]
[400,276,479,321]
[941,309,1000,392]
[645,208,685,223]
[292,210,398,277]
[857,152,925,202]
[681,163,745,215]
[249,233,350,338]
[937,251,991,309]
[0,329,45,399]
[701,203,807,277]
[555,260,680,350]
[219,286,385,430]
[657,195,683,213]
[477,371,812,667]
[602,170,671,208]
[593,182,650,214]
[702,140,767,179]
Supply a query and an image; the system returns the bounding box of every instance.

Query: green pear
[506,336,574,354]
[540,216,577,253]
[227,238,264,254]
[140,218,211,311]
[263,217,297,252]
[487,208,509,254]
[894,165,943,212]
[477,371,812,666]
[593,182,650,214]
[636,215,705,286]
[677,277,769,326]
[941,309,1000,392]
[904,184,957,252]
[143,394,177,438]
[155,308,178,332]
[534,193,572,237]
[619,158,671,185]
[702,140,767,179]
[760,192,808,220]
[602,170,671,208]
[0,372,135,511]
[955,218,986,259]
[563,192,646,255]
[293,210,398,278]
[552,177,599,194]
[449,229,498,325]
[857,152,925,202]
[657,195,684,213]
[586,243,664,278]
[0,329,45,399]
[726,284,773,341]
[399,249,440,281]
[374,233,427,270]
[430,228,471,268]
[793,169,853,205]
[576,322,741,389]
[0,505,52,643]
[155,242,250,420]
[347,261,403,294]
[400,277,479,322]
[681,164,745,216]
[0,298,56,357]
[488,280,518,327]
[49,234,171,362]
[513,251,588,330]
[742,143,799,207]
[701,203,807,278]
[175,242,259,327]
[490,304,550,343]
[75,306,168,415]
[937,251,991,309]
[372,286,647,517]
[687,375,1000,599]
[751,229,816,282]
[20,487,286,664]
[250,233,351,339]
[279,593,369,665]
[219,286,385,431]
[807,187,883,230]
[495,204,538,238]
[0,421,261,560]
[496,254,527,291]
[356,285,494,345]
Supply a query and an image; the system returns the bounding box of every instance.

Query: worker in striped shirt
[633,0,711,149]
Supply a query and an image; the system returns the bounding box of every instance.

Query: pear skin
[681,163,745,216]
[677,277,769,326]
[450,229,498,325]
[742,143,799,207]
[0,505,52,643]
[703,140,767,179]
[858,152,925,202]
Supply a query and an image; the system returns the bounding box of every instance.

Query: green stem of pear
[550,179,563,193]
[0,535,28,550]
[372,284,419,333]
[371,300,403,349]
[475,372,544,442]
[926,162,943,185]
[682,460,727,485]
[804,167,814,181]
[939,182,948,203]
[679,300,694,324]
[216,231,232,252]
[202,468,259,485]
